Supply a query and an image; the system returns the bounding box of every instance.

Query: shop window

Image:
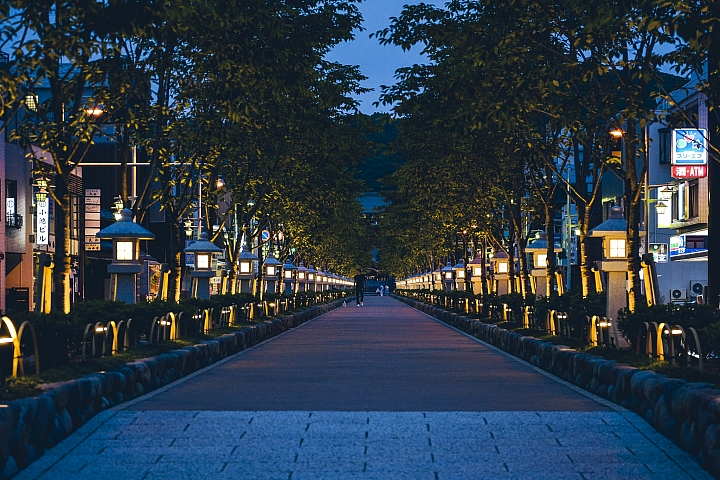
[5,179,22,229]
[658,128,671,164]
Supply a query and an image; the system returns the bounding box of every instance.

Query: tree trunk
[545,204,556,298]
[516,235,530,300]
[624,118,643,312]
[52,175,72,314]
[168,217,183,302]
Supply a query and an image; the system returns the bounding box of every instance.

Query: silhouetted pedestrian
[354,269,366,306]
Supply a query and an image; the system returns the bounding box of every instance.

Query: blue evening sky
[325,0,443,115]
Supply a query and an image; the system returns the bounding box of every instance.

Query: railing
[636,322,704,371]
[0,316,40,377]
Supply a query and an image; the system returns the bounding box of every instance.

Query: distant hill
[355,113,405,192]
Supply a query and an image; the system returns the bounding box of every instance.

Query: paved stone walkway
[17,296,712,479]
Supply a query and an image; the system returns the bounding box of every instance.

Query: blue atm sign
[672,129,707,165]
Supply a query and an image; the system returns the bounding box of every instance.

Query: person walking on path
[384,284,389,296]
[354,269,366,306]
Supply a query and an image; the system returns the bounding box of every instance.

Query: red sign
[672,165,707,178]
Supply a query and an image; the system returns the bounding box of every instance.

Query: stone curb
[0,299,346,479]
[394,295,720,477]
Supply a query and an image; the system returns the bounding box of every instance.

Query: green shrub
[533,290,606,338]
[617,303,720,350]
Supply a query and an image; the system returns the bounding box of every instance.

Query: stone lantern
[491,251,510,295]
[453,259,467,291]
[526,231,564,299]
[263,252,282,294]
[282,260,297,295]
[307,265,318,292]
[296,263,308,292]
[316,269,326,292]
[441,262,454,291]
[432,266,443,291]
[587,206,642,336]
[97,208,155,304]
[183,231,223,299]
[467,255,489,295]
[237,243,259,294]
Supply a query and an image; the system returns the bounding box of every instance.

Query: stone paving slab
[16,410,712,480]
[14,297,715,479]
[129,296,614,412]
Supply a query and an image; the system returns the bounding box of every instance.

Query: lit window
[25,94,38,112]
[299,272,305,279]
[240,261,251,273]
[266,266,275,276]
[497,262,508,273]
[116,241,134,261]
[456,270,465,278]
[445,272,453,279]
[609,239,626,258]
[308,274,314,281]
[536,254,547,268]
[196,254,209,269]
[284,270,293,279]
[473,267,482,277]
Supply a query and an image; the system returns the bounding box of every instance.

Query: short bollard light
[184,231,223,299]
[97,208,155,304]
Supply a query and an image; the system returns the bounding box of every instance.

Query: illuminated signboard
[671,129,707,165]
[649,243,668,263]
[671,165,707,179]
[669,235,707,257]
[36,200,49,246]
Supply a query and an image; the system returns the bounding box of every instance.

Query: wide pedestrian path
[18,296,711,479]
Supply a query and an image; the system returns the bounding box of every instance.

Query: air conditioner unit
[689,281,707,298]
[670,288,687,302]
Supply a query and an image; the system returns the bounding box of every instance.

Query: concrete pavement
[16,296,712,479]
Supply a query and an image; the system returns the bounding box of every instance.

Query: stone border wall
[0,299,346,479]
[396,296,720,478]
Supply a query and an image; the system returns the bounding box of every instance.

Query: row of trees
[0,0,374,311]
[375,0,720,311]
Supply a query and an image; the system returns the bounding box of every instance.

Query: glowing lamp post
[237,243,259,294]
[183,231,223,299]
[96,208,155,304]
[263,252,282,294]
[282,260,297,295]
[491,251,510,295]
